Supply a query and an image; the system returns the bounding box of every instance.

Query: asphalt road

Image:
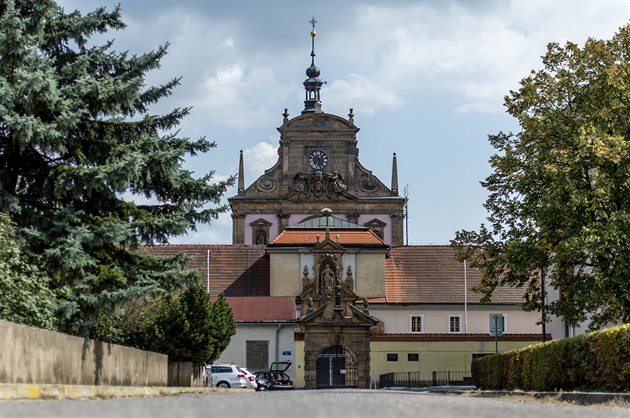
[0,389,628,418]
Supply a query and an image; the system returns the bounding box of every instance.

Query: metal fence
[379,371,427,389]
[431,371,472,386]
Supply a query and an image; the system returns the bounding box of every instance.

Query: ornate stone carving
[302,265,313,290]
[255,176,277,192]
[344,265,354,289]
[360,174,379,192]
[319,263,336,297]
[287,171,356,200]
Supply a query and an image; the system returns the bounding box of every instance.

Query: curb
[0,384,249,401]
[441,388,630,406]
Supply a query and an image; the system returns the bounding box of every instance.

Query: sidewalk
[421,386,630,406]
[0,383,248,401]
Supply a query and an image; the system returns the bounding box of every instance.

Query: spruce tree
[0,1,233,337]
[144,282,235,365]
[0,213,55,329]
[209,293,236,363]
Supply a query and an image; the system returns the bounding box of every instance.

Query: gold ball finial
[310,30,317,37]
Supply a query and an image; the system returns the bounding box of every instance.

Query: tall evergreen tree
[452,24,630,329]
[0,1,233,337]
[144,282,235,365]
[0,213,55,329]
[208,293,236,363]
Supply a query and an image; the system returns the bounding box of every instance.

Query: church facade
[228,24,405,248]
[148,21,547,389]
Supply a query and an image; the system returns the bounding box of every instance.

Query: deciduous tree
[452,24,630,329]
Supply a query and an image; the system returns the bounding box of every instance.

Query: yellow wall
[355,253,385,298]
[291,338,539,388]
[369,340,537,382]
[294,340,305,387]
[270,253,301,296]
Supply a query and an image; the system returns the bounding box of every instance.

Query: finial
[283,108,289,124]
[348,108,354,123]
[391,152,399,195]
[238,149,245,194]
[302,17,324,114]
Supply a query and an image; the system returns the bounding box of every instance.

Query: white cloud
[242,141,279,181]
[323,1,628,115]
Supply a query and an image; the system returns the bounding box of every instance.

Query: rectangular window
[408,353,419,362]
[449,315,462,333]
[410,315,423,333]
[387,353,398,362]
[246,340,269,371]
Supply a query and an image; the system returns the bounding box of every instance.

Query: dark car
[254,361,294,390]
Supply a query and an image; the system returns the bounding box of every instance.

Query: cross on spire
[302,16,323,114]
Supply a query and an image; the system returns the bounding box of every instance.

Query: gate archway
[316,346,358,388]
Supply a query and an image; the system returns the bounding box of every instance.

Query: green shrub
[472,323,630,391]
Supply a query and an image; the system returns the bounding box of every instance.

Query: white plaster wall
[216,323,296,377]
[372,305,542,334]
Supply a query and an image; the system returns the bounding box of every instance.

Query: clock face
[309,150,328,170]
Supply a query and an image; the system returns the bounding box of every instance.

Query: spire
[391,152,399,195]
[238,150,244,194]
[302,16,324,114]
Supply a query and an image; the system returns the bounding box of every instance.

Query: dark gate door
[316,346,358,388]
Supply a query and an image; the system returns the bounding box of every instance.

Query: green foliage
[452,24,630,328]
[0,0,234,337]
[208,293,237,362]
[472,323,630,391]
[0,213,55,329]
[143,281,236,364]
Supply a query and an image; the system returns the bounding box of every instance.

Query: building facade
[148,21,548,389]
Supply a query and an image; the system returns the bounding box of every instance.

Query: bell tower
[229,19,406,246]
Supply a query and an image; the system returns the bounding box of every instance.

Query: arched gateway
[316,346,358,388]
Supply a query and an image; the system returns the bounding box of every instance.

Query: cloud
[242,141,279,181]
[322,1,628,115]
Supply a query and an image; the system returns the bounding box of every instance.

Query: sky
[57,0,629,245]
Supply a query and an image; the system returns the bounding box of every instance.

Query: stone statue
[320,264,335,297]
[306,295,313,313]
[345,265,354,289]
[302,265,312,289]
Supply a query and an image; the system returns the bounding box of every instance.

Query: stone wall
[167,362,204,387]
[0,320,167,386]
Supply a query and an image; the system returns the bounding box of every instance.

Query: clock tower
[228,21,406,245]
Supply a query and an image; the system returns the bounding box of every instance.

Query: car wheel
[257,385,267,391]
[216,382,230,388]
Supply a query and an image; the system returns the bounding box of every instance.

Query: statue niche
[319,263,337,297]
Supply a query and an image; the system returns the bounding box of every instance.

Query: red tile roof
[143,244,269,297]
[381,245,526,305]
[270,230,385,246]
[144,244,525,306]
[225,296,296,322]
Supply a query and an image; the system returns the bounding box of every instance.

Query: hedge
[471,323,630,391]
